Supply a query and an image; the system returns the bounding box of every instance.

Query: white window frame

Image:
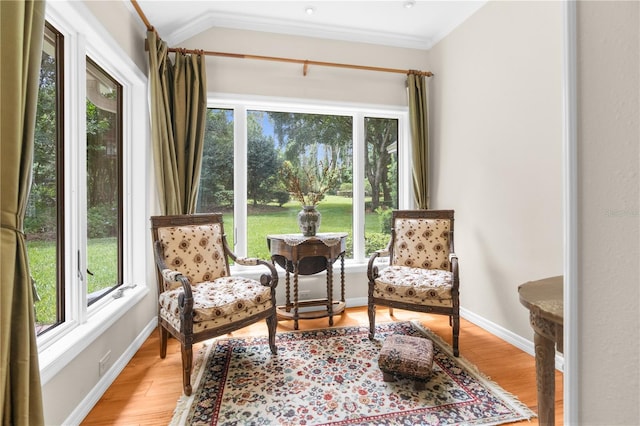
[37,1,149,385]
[207,94,413,266]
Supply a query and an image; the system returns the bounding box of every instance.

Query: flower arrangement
[280,159,341,206]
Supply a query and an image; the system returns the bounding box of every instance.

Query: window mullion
[234,106,248,257]
[352,113,366,262]
[398,115,413,209]
[66,33,89,324]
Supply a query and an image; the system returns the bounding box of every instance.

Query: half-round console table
[518,275,563,426]
[267,233,347,330]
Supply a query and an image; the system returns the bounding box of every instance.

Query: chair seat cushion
[159,277,272,333]
[374,265,453,307]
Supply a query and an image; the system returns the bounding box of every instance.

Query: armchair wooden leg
[368,303,376,340]
[181,344,193,396]
[159,326,168,359]
[452,315,460,357]
[266,314,278,355]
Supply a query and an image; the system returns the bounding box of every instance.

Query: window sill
[38,285,149,385]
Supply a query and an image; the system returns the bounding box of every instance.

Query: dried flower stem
[280,159,340,206]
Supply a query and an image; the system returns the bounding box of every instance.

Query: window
[85,59,123,305]
[245,110,354,260]
[28,17,131,342]
[364,117,399,256]
[33,2,148,381]
[196,108,235,248]
[28,23,64,334]
[197,101,407,263]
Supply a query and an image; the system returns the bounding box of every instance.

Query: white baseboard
[460,307,564,372]
[346,298,564,371]
[346,296,368,308]
[64,317,158,426]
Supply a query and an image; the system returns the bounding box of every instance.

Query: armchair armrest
[161,269,194,305]
[367,247,389,281]
[220,234,277,288]
[160,268,183,283]
[229,255,279,289]
[152,240,194,315]
[235,257,261,266]
[375,247,390,258]
[449,252,459,291]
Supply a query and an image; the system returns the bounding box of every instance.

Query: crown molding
[165,11,432,51]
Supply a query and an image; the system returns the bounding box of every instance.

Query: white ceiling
[132,1,486,50]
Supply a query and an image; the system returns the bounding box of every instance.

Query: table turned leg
[293,260,300,330]
[326,257,334,326]
[340,254,345,303]
[531,312,556,426]
[284,260,291,313]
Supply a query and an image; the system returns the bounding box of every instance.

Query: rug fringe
[410,320,537,422]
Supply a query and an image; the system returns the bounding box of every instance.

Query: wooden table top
[518,275,563,325]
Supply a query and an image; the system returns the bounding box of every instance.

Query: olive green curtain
[407,72,430,209]
[0,1,45,424]
[147,31,207,215]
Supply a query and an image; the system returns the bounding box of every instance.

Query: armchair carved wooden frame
[367,209,460,356]
[150,213,278,395]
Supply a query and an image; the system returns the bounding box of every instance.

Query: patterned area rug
[170,321,536,425]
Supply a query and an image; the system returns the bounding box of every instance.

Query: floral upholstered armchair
[150,213,278,395]
[367,210,460,356]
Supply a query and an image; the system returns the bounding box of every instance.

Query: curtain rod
[168,48,433,77]
[131,0,433,78]
[131,0,154,33]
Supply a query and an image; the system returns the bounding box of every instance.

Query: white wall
[577,1,640,423]
[83,0,147,72]
[427,1,564,340]
[42,302,157,424]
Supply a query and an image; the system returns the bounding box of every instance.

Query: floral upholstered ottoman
[378,334,434,391]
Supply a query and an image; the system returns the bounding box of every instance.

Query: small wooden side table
[267,233,347,330]
[518,275,563,426]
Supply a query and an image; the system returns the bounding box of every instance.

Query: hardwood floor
[81,307,563,425]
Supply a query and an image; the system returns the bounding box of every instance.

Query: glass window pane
[86,59,122,305]
[364,117,398,256]
[28,23,63,335]
[196,108,235,248]
[247,111,353,259]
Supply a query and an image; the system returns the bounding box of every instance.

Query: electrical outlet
[98,350,111,376]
